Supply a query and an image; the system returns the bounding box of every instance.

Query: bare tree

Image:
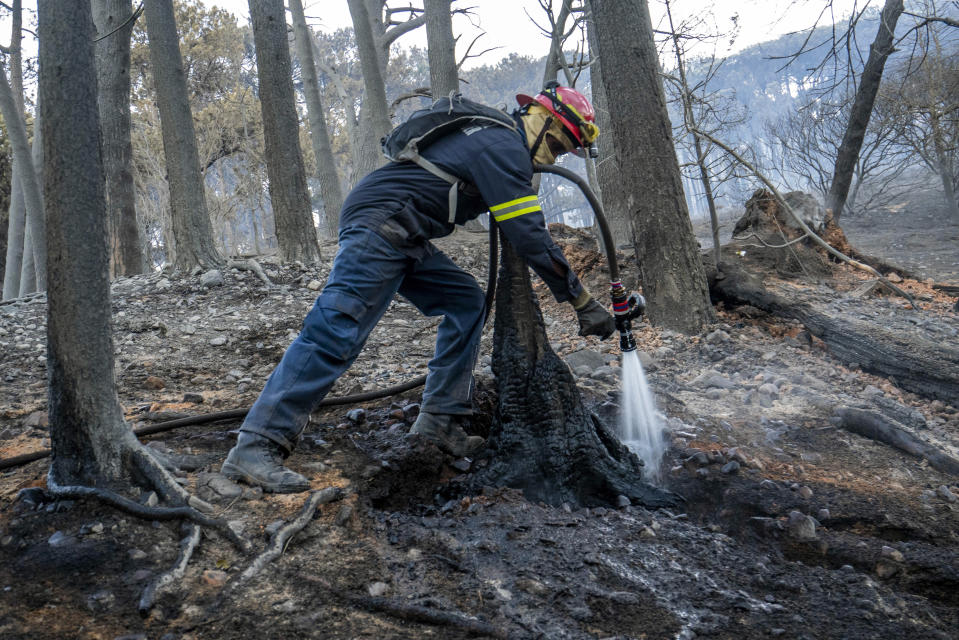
[289,0,344,238]
[94,0,146,277]
[588,0,713,333]
[823,0,905,221]
[347,0,394,179]
[143,0,223,271]
[424,0,459,97]
[1,0,24,299]
[248,0,320,262]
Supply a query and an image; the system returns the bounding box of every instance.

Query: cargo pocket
[305,290,368,362]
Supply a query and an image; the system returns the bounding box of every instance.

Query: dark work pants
[241,225,486,454]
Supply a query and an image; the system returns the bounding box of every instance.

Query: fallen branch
[835,408,959,477]
[237,486,344,583]
[344,595,509,639]
[692,128,917,309]
[44,476,251,553]
[139,523,201,613]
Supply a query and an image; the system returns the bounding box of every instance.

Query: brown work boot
[221,432,310,493]
[409,412,484,457]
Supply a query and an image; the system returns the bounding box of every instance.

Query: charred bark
[708,261,959,406]
[474,238,677,509]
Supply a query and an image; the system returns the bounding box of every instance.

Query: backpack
[381,94,517,224]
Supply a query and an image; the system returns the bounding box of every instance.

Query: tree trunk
[19,99,43,297]
[475,239,676,508]
[825,0,904,222]
[144,0,222,271]
[424,0,458,98]
[588,0,712,333]
[931,112,959,221]
[347,0,392,180]
[94,0,146,277]
[39,0,136,486]
[248,0,321,263]
[3,162,25,299]
[289,0,343,238]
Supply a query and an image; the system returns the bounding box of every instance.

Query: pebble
[209,335,228,346]
[129,548,148,561]
[368,581,390,597]
[797,486,814,499]
[817,508,830,521]
[48,531,73,547]
[706,329,730,344]
[786,511,817,540]
[306,280,322,291]
[346,408,366,424]
[616,495,631,508]
[182,392,204,404]
[200,270,224,287]
[721,461,740,474]
[880,546,904,563]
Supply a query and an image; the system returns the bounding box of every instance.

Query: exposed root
[138,523,201,614]
[835,408,959,476]
[344,595,509,639]
[237,487,344,583]
[227,258,272,286]
[132,446,215,514]
[44,475,252,553]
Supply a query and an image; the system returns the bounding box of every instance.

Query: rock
[591,365,616,380]
[196,473,244,503]
[200,270,224,287]
[182,323,197,335]
[706,329,730,344]
[797,486,814,499]
[692,371,736,389]
[684,451,710,469]
[640,526,657,539]
[875,560,899,579]
[616,495,631,508]
[272,600,297,613]
[574,365,592,377]
[705,388,725,400]
[389,408,405,421]
[368,581,390,597]
[306,280,322,291]
[48,531,74,547]
[143,376,165,390]
[346,408,366,424]
[209,336,228,346]
[565,349,606,373]
[786,511,817,540]
[86,590,116,612]
[885,272,902,283]
[880,546,905,563]
[937,485,957,503]
[403,403,420,422]
[449,458,472,472]
[861,385,884,398]
[200,569,228,588]
[515,578,549,596]
[721,461,740,474]
[817,508,831,521]
[129,548,148,561]
[182,392,204,404]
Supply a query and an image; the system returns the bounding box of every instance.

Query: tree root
[44,476,252,553]
[227,258,272,286]
[237,486,344,583]
[835,408,959,477]
[139,523,201,614]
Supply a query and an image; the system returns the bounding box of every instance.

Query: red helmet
[516,83,597,147]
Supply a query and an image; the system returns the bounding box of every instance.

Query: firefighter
[221,84,615,493]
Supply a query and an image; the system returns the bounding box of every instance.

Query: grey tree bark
[825,0,904,222]
[0,64,46,292]
[424,0,458,98]
[588,0,712,333]
[347,0,393,180]
[19,98,42,296]
[39,0,137,485]
[248,0,321,262]
[94,0,146,276]
[289,0,344,238]
[144,0,222,271]
[1,0,24,299]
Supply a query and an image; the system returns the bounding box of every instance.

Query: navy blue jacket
[340,116,584,303]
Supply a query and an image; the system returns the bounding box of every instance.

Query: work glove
[575,297,615,340]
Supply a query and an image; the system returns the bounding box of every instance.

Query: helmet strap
[528,115,553,160]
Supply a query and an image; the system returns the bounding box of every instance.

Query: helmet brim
[515,93,536,108]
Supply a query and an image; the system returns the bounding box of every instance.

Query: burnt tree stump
[473,239,677,508]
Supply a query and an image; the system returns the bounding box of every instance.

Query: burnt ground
[0,201,957,639]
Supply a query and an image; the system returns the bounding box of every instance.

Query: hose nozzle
[611,283,645,353]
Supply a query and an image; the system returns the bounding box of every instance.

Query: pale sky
[206,0,863,68]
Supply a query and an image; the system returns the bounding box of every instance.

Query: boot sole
[221,462,310,494]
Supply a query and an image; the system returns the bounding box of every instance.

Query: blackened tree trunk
[289,0,343,238]
[424,0,458,98]
[144,0,222,271]
[248,0,320,262]
[475,239,676,508]
[825,0,904,221]
[94,0,146,277]
[588,0,712,334]
[347,0,392,179]
[40,0,138,484]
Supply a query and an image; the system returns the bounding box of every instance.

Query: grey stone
[346,408,366,424]
[937,485,957,503]
[140,491,159,507]
[196,473,243,503]
[368,581,390,597]
[209,335,227,346]
[721,461,740,474]
[86,589,116,613]
[182,392,204,404]
[48,531,73,547]
[797,486,814,499]
[565,349,607,373]
[128,548,148,561]
[692,371,736,389]
[880,546,904,563]
[616,495,631,508]
[861,385,884,398]
[759,383,779,397]
[817,508,831,521]
[200,270,224,287]
[574,365,592,377]
[787,511,817,540]
[705,388,725,400]
[706,329,731,344]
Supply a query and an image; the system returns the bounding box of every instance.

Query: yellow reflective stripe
[489,195,538,212]
[493,205,542,222]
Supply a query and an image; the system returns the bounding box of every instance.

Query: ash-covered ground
[0,209,957,639]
